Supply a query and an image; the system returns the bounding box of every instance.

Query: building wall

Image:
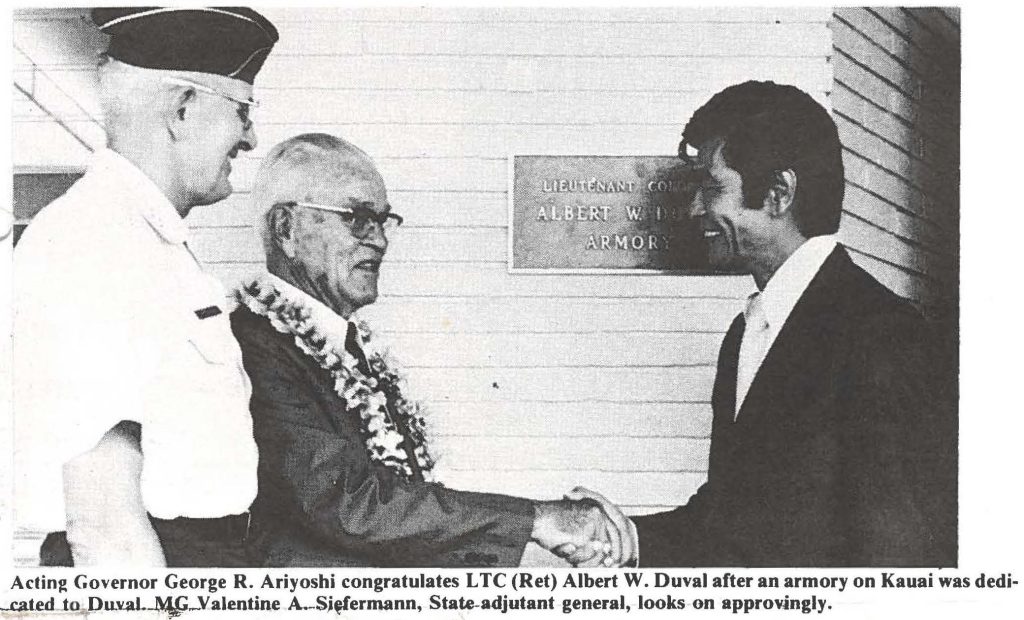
[831,7,960,323]
[10,7,958,566]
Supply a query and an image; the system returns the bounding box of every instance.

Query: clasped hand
[531,487,636,567]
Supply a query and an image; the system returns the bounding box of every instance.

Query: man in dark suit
[574,81,956,567]
[232,133,628,567]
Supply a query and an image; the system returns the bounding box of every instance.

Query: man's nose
[239,123,257,152]
[361,221,388,252]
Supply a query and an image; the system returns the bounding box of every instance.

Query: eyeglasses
[164,76,257,131]
[277,201,403,238]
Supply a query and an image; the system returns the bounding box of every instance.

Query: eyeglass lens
[343,207,402,237]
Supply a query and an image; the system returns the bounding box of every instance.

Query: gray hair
[96,55,254,144]
[96,56,176,134]
[252,133,377,255]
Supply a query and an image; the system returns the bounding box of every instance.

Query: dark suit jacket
[634,246,956,567]
[231,307,535,567]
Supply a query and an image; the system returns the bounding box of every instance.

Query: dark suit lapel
[713,313,744,422]
[734,247,852,424]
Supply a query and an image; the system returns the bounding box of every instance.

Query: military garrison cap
[91,7,278,84]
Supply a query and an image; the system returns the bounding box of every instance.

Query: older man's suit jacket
[231,307,535,567]
[634,246,956,567]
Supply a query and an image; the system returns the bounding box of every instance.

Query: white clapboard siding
[831,30,958,176]
[433,436,711,472]
[847,249,922,303]
[832,53,916,128]
[250,124,690,160]
[425,402,713,438]
[259,6,832,24]
[830,22,958,192]
[235,156,510,193]
[441,470,705,508]
[276,22,832,58]
[831,18,956,118]
[834,96,953,187]
[12,118,96,167]
[839,213,925,276]
[256,55,832,93]
[405,367,717,404]
[259,90,823,127]
[842,148,942,222]
[360,297,744,334]
[842,183,948,251]
[869,7,954,59]
[831,53,953,147]
[833,10,945,83]
[833,8,958,318]
[832,84,956,175]
[12,66,102,120]
[386,332,722,368]
[836,116,947,206]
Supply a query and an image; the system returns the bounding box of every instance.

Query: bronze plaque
[510,155,723,273]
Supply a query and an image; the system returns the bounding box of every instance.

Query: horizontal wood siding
[831,7,959,319]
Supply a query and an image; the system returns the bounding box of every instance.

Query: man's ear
[267,203,297,258]
[165,87,198,142]
[764,169,797,218]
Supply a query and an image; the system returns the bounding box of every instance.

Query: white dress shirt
[14,149,258,531]
[734,235,838,417]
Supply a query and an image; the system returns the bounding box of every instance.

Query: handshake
[530,488,637,567]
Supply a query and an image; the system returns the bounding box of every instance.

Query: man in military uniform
[13,7,278,566]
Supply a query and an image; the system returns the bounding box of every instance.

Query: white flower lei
[236,275,435,482]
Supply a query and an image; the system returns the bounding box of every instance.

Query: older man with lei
[231,133,633,567]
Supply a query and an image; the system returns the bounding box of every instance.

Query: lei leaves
[237,276,434,482]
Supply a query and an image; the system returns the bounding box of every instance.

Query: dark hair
[682,81,845,237]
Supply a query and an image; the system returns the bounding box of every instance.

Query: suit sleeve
[839,310,956,566]
[632,488,709,567]
[237,318,535,567]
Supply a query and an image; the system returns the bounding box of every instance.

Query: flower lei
[236,275,434,482]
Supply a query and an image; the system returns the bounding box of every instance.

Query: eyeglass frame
[274,200,403,238]
[163,76,258,131]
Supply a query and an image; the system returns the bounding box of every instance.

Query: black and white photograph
[0,4,992,611]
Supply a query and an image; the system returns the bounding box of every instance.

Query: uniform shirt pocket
[187,312,234,364]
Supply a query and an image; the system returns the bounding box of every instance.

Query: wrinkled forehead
[300,162,389,212]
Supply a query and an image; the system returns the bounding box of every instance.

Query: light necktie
[735,293,770,419]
